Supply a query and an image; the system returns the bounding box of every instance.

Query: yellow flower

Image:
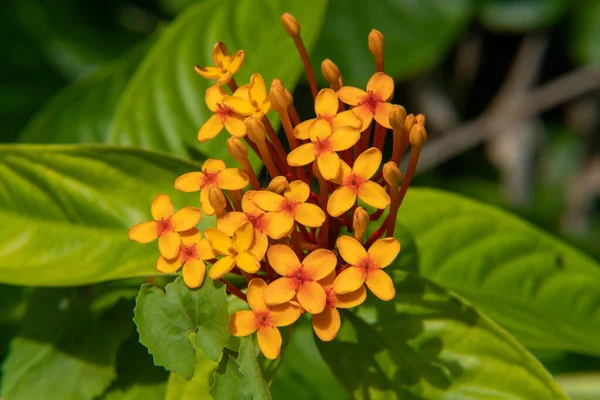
[197,85,246,142]
[333,236,400,301]
[156,228,216,288]
[205,222,261,279]
[228,278,301,359]
[312,271,366,341]
[337,72,394,131]
[195,42,245,85]
[287,121,360,181]
[293,88,361,140]
[128,194,202,260]
[263,245,336,314]
[223,73,271,118]
[251,180,326,239]
[216,191,270,260]
[327,148,390,217]
[174,159,249,216]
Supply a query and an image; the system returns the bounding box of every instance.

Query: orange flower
[195,42,244,85]
[198,85,246,142]
[204,222,261,279]
[174,159,249,215]
[223,73,271,118]
[128,194,202,260]
[327,148,390,217]
[333,236,400,301]
[337,72,394,131]
[156,228,215,288]
[263,245,337,314]
[228,278,301,359]
[251,181,325,239]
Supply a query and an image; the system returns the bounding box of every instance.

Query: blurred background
[1,0,599,397]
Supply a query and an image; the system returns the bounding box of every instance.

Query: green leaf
[318,270,569,399]
[556,373,600,400]
[569,0,600,65]
[107,0,328,163]
[165,349,217,400]
[478,0,568,32]
[1,290,133,400]
[210,349,247,400]
[313,0,474,86]
[134,277,229,380]
[0,144,214,286]
[396,188,600,355]
[238,337,272,400]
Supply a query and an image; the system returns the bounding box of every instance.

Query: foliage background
[1,0,600,398]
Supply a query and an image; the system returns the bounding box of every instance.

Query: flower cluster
[129,13,427,360]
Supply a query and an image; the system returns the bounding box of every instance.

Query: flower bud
[368,29,385,57]
[312,161,323,180]
[281,13,300,37]
[416,114,426,125]
[404,113,416,136]
[389,104,407,131]
[245,116,266,143]
[383,162,402,189]
[353,207,369,242]
[321,59,342,90]
[409,124,428,148]
[208,186,227,217]
[227,137,248,161]
[266,176,289,194]
[269,79,289,112]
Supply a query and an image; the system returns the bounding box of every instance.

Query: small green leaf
[165,349,217,400]
[1,290,133,400]
[210,349,247,400]
[318,270,569,399]
[313,0,474,85]
[478,0,568,32]
[134,277,229,380]
[0,144,213,286]
[238,337,272,400]
[396,188,600,355]
[570,0,600,65]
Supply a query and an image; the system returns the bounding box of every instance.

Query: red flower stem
[291,223,303,257]
[255,139,281,178]
[227,77,239,93]
[365,225,386,248]
[262,117,291,175]
[387,147,421,238]
[370,208,385,221]
[288,103,301,127]
[392,133,410,165]
[373,123,387,150]
[243,137,261,159]
[220,279,247,302]
[292,36,318,99]
[359,125,371,154]
[317,175,330,247]
[228,189,243,211]
[266,140,291,179]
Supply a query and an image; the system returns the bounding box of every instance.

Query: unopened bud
[209,186,227,216]
[281,13,300,37]
[416,114,426,125]
[321,59,342,90]
[389,105,407,131]
[269,79,289,112]
[368,30,385,57]
[404,113,416,136]
[245,117,266,142]
[383,162,403,189]
[266,176,289,194]
[227,137,248,161]
[353,207,369,242]
[409,124,428,148]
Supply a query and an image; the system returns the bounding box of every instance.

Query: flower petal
[265,212,294,239]
[204,228,232,255]
[197,114,224,142]
[327,186,357,217]
[366,72,394,101]
[156,254,182,273]
[249,231,268,261]
[236,251,260,273]
[158,230,181,260]
[223,95,253,116]
[293,119,313,140]
[196,238,216,260]
[366,269,395,301]
[233,221,254,251]
[251,191,284,212]
[314,88,338,117]
[229,50,245,73]
[297,281,327,314]
[284,180,310,203]
[294,203,326,228]
[303,249,337,281]
[373,101,393,129]
[267,244,300,276]
[337,86,367,106]
[174,172,204,192]
[257,326,282,360]
[352,104,374,131]
[335,286,367,309]
[331,110,362,131]
[233,84,250,101]
[202,159,226,173]
[200,188,215,216]
[263,277,296,306]
[353,147,381,180]
[241,191,263,216]
[312,306,340,342]
[205,85,227,112]
[224,115,247,137]
[317,150,340,181]
[287,143,317,167]
[368,237,401,269]
[318,270,336,288]
[308,118,332,142]
[249,73,267,103]
[336,235,367,265]
[217,211,247,236]
[330,126,360,151]
[182,258,206,288]
[358,181,391,209]
[215,71,233,86]
[180,228,201,246]
[208,255,236,279]
[171,207,202,231]
[211,42,228,65]
[270,303,302,327]
[228,310,257,337]
[128,221,158,243]
[331,159,352,185]
[195,66,220,80]
[151,194,173,220]
[247,278,268,312]
[333,266,366,295]
[217,168,249,190]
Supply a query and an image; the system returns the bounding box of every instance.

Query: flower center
[344,172,365,191]
[314,137,333,155]
[156,217,174,236]
[254,310,273,329]
[279,199,299,215]
[358,255,376,272]
[180,244,197,262]
[215,104,231,123]
[248,213,266,233]
[228,246,238,256]
[358,91,379,112]
[202,171,219,186]
[287,266,310,290]
[324,286,336,308]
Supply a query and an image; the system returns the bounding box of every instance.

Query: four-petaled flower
[174,159,249,215]
[333,236,400,301]
[223,73,271,118]
[198,85,246,142]
[252,180,325,239]
[205,221,261,279]
[156,228,216,288]
[327,148,390,217]
[337,72,394,131]
[229,278,302,359]
[128,194,202,259]
[263,245,337,314]
[195,42,244,85]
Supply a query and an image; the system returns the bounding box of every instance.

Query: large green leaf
[165,350,216,400]
[318,270,568,399]
[237,337,272,400]
[477,0,568,32]
[0,144,213,286]
[1,290,133,400]
[107,0,328,163]
[312,0,474,86]
[210,349,247,400]
[396,188,600,355]
[569,0,600,65]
